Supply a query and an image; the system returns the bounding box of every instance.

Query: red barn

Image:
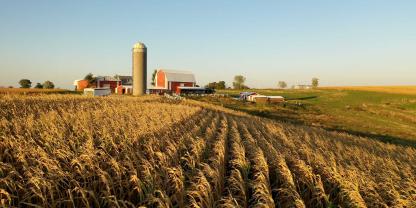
[96,76,121,93]
[154,70,196,94]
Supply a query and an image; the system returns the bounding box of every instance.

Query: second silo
[132,42,147,96]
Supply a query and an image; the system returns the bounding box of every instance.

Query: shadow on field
[285,96,318,100]
[325,127,416,148]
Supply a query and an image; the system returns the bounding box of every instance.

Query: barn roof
[160,70,196,82]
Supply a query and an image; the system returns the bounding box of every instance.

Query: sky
[0,0,415,89]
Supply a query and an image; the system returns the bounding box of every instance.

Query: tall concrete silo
[132,42,147,96]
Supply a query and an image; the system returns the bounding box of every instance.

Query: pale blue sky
[0,0,415,89]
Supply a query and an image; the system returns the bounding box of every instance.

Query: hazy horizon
[1,1,415,89]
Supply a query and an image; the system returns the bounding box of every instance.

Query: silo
[132,42,147,96]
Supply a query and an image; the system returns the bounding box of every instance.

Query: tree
[34,83,43,89]
[43,81,55,89]
[312,77,319,88]
[84,73,96,86]
[205,82,217,89]
[217,81,226,89]
[151,70,157,86]
[205,80,226,89]
[232,75,246,90]
[278,81,287,89]
[19,79,32,88]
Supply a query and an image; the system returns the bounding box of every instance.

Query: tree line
[206,75,319,90]
[18,79,55,89]
[205,75,250,90]
[277,78,319,89]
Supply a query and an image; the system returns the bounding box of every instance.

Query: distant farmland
[0,88,72,95]
[320,86,416,95]
[1,94,415,207]
[210,88,416,145]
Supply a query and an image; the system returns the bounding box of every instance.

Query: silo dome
[133,42,146,53]
[133,42,146,49]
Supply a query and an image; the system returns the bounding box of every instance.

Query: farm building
[84,88,111,96]
[74,75,134,95]
[115,75,133,95]
[248,95,268,103]
[73,80,89,91]
[116,85,133,94]
[96,76,121,93]
[118,75,133,85]
[294,85,312,89]
[239,92,257,100]
[268,96,285,103]
[244,93,285,103]
[150,69,196,94]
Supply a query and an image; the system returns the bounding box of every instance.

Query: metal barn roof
[96,76,120,81]
[160,70,196,83]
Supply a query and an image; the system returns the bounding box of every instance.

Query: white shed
[84,88,111,96]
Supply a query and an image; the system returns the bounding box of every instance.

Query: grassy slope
[196,88,416,146]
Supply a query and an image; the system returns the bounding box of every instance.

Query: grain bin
[132,42,147,96]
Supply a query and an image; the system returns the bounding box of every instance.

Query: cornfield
[0,94,415,207]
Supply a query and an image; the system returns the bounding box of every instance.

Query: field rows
[1,95,415,207]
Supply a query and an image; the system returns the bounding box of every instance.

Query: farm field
[320,86,416,95]
[0,88,75,95]
[205,88,416,146]
[1,94,415,207]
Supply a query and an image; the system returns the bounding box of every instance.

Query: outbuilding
[247,95,268,103]
[294,85,312,89]
[268,96,285,103]
[154,69,196,93]
[73,80,89,91]
[240,92,257,100]
[115,75,133,95]
[96,76,121,93]
[246,94,285,103]
[84,88,111,96]
[116,85,133,94]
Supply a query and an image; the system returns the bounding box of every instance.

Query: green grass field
[193,88,416,146]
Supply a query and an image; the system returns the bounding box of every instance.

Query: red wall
[76,80,89,91]
[116,85,123,95]
[157,71,165,88]
[171,82,194,94]
[98,80,120,92]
